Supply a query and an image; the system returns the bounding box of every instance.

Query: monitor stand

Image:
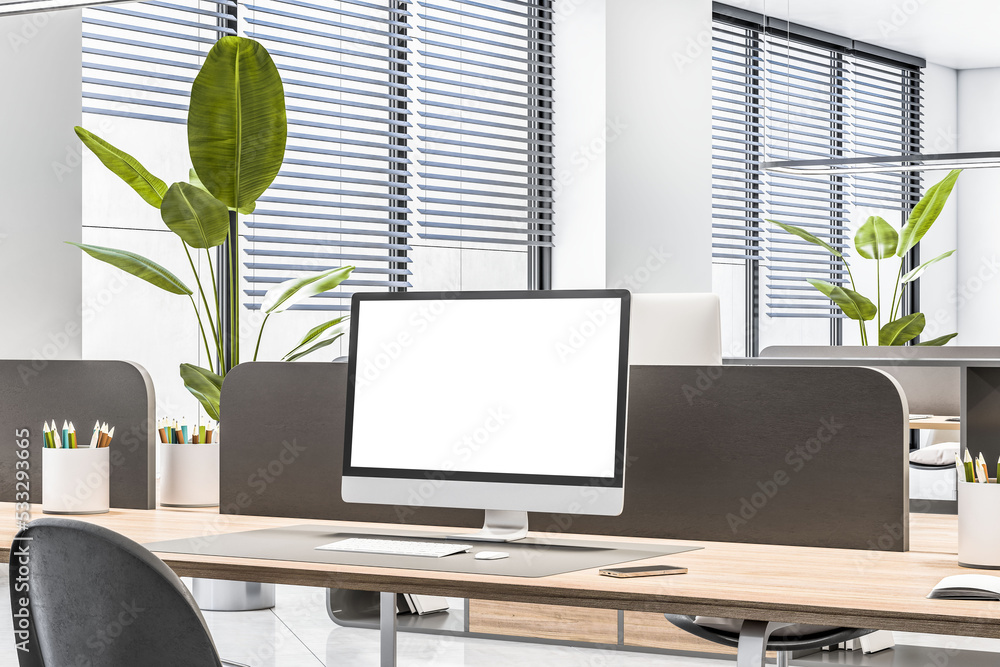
[450,509,529,542]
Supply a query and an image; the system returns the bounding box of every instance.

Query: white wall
[0,10,82,359]
[604,0,713,293]
[551,0,607,289]
[956,67,1000,344]
[918,63,960,344]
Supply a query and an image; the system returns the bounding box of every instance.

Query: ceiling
[741,0,1000,70]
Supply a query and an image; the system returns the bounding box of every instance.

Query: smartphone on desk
[599,565,687,578]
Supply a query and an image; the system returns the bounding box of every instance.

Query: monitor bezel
[343,289,631,489]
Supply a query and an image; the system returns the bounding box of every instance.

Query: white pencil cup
[42,447,110,515]
[160,443,220,507]
[958,480,1000,569]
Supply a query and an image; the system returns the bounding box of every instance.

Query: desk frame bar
[380,591,397,666]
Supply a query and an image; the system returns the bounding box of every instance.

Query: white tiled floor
[1,572,998,666]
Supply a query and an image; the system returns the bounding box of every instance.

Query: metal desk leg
[736,620,793,667]
[380,592,397,667]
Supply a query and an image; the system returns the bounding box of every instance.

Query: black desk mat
[144,525,700,578]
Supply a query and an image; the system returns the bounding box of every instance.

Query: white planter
[160,443,219,507]
[42,447,110,515]
[959,480,1000,569]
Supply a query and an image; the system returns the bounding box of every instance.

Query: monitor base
[450,509,529,542]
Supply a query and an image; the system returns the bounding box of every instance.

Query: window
[711,6,922,356]
[79,0,553,412]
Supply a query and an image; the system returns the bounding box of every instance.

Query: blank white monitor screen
[345,291,629,486]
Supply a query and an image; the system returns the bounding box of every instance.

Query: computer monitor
[342,289,631,542]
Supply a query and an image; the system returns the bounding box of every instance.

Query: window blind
[82,0,554,312]
[761,34,852,319]
[83,0,235,123]
[413,0,554,249]
[241,0,414,311]
[711,10,922,321]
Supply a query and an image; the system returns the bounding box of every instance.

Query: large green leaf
[188,36,287,211]
[769,220,843,258]
[189,168,254,215]
[855,216,899,260]
[807,279,877,321]
[160,182,231,249]
[284,331,346,362]
[917,333,958,346]
[901,249,957,284]
[283,316,348,362]
[879,313,925,346]
[179,363,223,421]
[897,169,961,257]
[67,242,191,295]
[75,126,167,208]
[261,266,354,314]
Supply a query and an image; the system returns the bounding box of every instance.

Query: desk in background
[909,416,961,430]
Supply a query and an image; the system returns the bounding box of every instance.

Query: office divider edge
[0,359,156,509]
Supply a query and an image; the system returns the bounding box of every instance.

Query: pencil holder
[42,447,110,515]
[958,480,1000,568]
[160,443,219,507]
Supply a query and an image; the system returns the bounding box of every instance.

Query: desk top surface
[909,415,962,430]
[1,506,994,638]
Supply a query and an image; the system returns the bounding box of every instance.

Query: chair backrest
[629,293,722,366]
[9,518,223,667]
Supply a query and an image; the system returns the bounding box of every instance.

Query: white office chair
[629,293,722,366]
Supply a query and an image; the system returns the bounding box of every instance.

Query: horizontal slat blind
[241,0,415,311]
[849,59,922,220]
[83,0,235,123]
[711,21,762,262]
[711,13,922,320]
[762,35,850,318]
[414,0,554,248]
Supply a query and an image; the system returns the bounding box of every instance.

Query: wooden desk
[0,507,988,666]
[909,416,961,430]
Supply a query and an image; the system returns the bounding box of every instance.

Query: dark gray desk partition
[756,345,1000,416]
[751,346,1000,477]
[219,362,483,529]
[220,362,909,551]
[0,359,156,509]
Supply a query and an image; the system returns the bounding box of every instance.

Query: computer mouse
[474,551,510,560]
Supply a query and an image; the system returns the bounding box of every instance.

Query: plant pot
[42,447,110,515]
[959,480,1000,568]
[160,443,219,507]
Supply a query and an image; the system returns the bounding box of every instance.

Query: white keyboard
[316,537,473,558]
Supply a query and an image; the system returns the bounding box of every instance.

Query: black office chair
[8,518,248,667]
[664,615,874,667]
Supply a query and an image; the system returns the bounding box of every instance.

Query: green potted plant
[769,169,960,346]
[70,36,351,420]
